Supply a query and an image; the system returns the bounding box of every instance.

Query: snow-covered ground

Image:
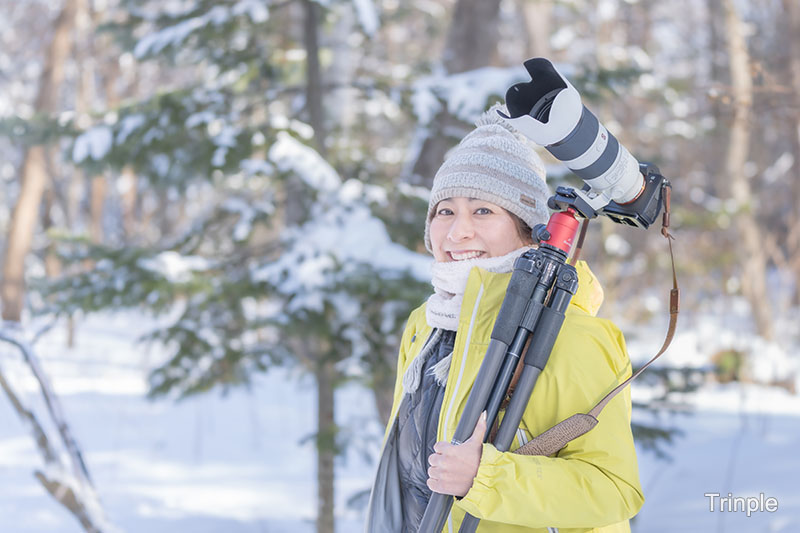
[1,312,798,532]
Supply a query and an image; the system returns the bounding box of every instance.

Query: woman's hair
[507,210,535,245]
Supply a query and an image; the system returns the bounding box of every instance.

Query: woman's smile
[430,197,527,263]
[447,250,486,261]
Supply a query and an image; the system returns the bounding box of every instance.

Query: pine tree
[17,2,436,530]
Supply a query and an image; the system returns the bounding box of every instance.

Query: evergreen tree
[19,2,437,530]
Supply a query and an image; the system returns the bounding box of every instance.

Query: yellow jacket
[365,261,644,533]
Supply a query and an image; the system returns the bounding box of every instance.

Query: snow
[210,125,239,167]
[250,189,431,296]
[211,148,228,168]
[764,152,794,184]
[411,67,527,126]
[72,126,113,163]
[664,119,697,139]
[134,6,231,58]
[138,252,211,283]
[550,26,576,51]
[239,158,273,176]
[632,408,800,532]
[184,111,216,129]
[141,127,165,146]
[116,115,146,144]
[661,383,800,416]
[150,154,170,177]
[268,131,340,193]
[222,197,272,241]
[2,311,800,532]
[243,156,431,344]
[133,2,269,59]
[231,0,269,24]
[352,0,380,36]
[624,309,799,387]
[604,233,631,256]
[597,0,618,21]
[0,313,379,532]
[396,182,430,203]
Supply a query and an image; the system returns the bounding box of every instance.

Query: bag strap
[514,184,679,457]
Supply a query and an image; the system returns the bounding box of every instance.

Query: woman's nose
[447,214,475,242]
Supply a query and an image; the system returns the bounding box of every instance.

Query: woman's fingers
[432,440,452,454]
[466,411,488,444]
[426,429,485,497]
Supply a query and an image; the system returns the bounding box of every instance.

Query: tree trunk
[329,4,357,143]
[622,0,652,52]
[157,187,171,239]
[1,0,77,321]
[42,170,63,281]
[442,0,503,74]
[408,0,503,187]
[706,0,729,198]
[722,0,773,339]
[782,0,800,304]
[303,3,336,531]
[89,177,106,243]
[304,0,326,159]
[522,0,553,58]
[120,168,139,240]
[316,360,336,533]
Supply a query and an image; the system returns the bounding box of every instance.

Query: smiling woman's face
[429,197,528,262]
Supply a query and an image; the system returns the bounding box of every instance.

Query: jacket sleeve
[454,314,645,529]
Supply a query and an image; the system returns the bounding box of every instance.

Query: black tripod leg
[457,266,578,533]
[418,252,543,532]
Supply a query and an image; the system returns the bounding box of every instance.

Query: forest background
[1,0,800,532]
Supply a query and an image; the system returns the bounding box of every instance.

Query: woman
[365,106,644,533]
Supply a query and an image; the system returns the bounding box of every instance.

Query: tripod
[418,208,582,533]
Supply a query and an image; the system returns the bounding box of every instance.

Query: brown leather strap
[515,183,679,455]
[589,184,678,418]
[513,413,598,457]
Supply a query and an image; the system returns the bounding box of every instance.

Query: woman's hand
[426,411,488,497]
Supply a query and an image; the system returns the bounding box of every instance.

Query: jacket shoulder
[403,302,428,338]
[397,302,430,365]
[545,312,632,417]
[561,312,629,376]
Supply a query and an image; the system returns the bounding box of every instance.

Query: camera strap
[512,184,679,457]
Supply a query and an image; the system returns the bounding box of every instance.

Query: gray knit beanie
[424,103,550,253]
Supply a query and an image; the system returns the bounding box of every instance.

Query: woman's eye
[475,207,492,215]
[437,208,453,216]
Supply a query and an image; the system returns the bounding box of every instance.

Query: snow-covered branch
[0,326,117,533]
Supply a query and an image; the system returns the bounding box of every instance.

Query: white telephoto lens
[581,144,642,204]
[502,58,644,205]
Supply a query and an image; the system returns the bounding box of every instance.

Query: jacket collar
[456,258,604,324]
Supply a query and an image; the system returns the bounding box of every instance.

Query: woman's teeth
[449,251,484,261]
